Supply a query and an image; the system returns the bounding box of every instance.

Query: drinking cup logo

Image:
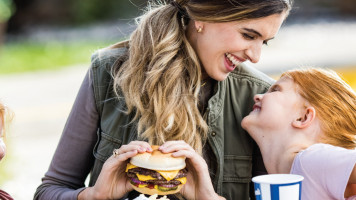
[255,188,261,196]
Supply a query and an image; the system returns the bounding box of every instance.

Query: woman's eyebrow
[242,28,275,41]
[243,28,262,37]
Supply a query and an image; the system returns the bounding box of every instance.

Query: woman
[34,0,292,199]
[241,68,356,199]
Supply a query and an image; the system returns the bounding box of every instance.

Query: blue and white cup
[252,174,304,200]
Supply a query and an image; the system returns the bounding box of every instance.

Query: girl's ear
[292,106,316,129]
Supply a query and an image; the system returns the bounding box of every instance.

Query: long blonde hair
[282,68,356,149]
[112,0,292,154]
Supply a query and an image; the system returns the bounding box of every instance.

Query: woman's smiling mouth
[224,53,246,72]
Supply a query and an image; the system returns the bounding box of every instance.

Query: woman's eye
[263,40,269,46]
[243,33,255,40]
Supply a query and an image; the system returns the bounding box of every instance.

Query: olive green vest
[89,47,274,200]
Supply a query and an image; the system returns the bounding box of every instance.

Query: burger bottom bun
[131,184,183,196]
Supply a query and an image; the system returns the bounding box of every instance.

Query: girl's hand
[78,141,152,200]
[159,141,225,200]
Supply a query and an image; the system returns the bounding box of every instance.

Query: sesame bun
[132,184,184,196]
[130,145,186,171]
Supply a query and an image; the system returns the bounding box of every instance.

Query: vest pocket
[223,155,252,182]
[93,130,123,162]
[222,155,252,199]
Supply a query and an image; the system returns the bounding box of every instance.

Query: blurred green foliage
[0,0,14,23]
[0,40,115,74]
[68,0,147,24]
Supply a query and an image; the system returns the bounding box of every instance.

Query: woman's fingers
[170,149,194,158]
[114,149,138,162]
[118,141,152,155]
[104,150,135,172]
[174,149,209,173]
[157,141,219,200]
[159,140,201,164]
[159,141,209,175]
[129,141,152,151]
[159,140,194,153]
[107,141,152,169]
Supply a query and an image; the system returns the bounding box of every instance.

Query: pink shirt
[291,143,356,200]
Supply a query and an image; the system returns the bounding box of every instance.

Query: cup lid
[252,174,304,184]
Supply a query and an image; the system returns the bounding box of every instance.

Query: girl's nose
[254,94,263,102]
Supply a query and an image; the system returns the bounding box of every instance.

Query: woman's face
[190,13,287,81]
[241,77,305,138]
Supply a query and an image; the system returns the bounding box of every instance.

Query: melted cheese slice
[176,177,187,184]
[138,184,147,188]
[157,170,179,181]
[136,173,157,181]
[125,163,138,172]
[126,163,183,182]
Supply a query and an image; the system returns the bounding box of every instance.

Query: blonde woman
[0,101,14,200]
[35,0,292,199]
[242,68,356,200]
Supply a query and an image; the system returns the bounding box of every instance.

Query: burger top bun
[130,145,186,171]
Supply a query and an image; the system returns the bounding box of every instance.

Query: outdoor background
[0,0,356,199]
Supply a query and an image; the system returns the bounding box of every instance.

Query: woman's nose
[245,43,262,63]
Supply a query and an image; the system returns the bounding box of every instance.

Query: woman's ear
[194,20,204,32]
[292,106,316,129]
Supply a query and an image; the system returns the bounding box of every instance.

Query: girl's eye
[243,33,255,40]
[263,40,269,46]
[269,86,279,92]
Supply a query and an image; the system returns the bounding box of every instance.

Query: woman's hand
[159,141,225,200]
[78,141,152,200]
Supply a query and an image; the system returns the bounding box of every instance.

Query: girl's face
[191,13,286,81]
[242,77,306,136]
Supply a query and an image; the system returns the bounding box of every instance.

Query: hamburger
[126,145,188,195]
